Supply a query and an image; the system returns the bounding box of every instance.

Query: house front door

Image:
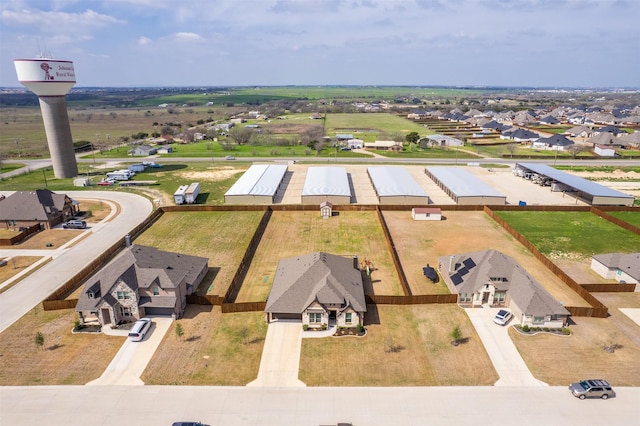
[482,292,490,304]
[101,308,111,325]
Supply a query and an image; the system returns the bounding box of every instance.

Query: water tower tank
[14,58,79,178]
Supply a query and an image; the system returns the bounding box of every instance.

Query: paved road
[247,321,306,387]
[1,385,637,425]
[0,191,153,333]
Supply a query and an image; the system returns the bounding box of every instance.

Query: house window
[117,291,123,300]
[120,307,132,316]
[345,313,352,324]
[153,287,160,296]
[533,316,544,324]
[308,312,322,323]
[495,292,506,303]
[123,291,130,300]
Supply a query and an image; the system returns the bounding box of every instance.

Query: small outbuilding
[320,201,333,219]
[412,207,442,221]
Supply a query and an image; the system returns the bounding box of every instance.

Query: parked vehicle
[128,318,152,342]
[97,179,114,186]
[185,182,200,204]
[493,309,512,326]
[174,184,189,205]
[171,422,203,426]
[62,220,87,229]
[128,163,145,173]
[105,170,133,181]
[569,379,615,400]
[225,155,235,160]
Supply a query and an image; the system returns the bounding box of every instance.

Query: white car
[128,318,152,342]
[493,309,512,326]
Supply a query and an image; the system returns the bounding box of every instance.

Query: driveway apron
[465,307,547,386]
[247,321,306,387]
[86,317,173,386]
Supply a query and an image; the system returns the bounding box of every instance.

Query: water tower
[14,57,79,178]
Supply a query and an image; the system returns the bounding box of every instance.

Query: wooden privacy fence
[367,294,458,305]
[484,206,609,318]
[222,302,266,313]
[581,283,637,293]
[186,294,224,305]
[42,299,78,310]
[223,207,273,303]
[0,224,42,246]
[375,206,411,296]
[591,207,640,236]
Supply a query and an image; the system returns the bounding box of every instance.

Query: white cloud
[1,8,124,33]
[138,36,152,46]
[173,32,204,42]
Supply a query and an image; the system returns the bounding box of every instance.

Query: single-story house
[531,134,575,151]
[264,252,366,328]
[75,245,209,326]
[364,140,403,151]
[129,145,158,156]
[346,139,364,149]
[421,134,464,147]
[411,207,442,221]
[156,145,174,154]
[590,253,640,285]
[0,189,76,230]
[500,128,540,142]
[438,250,570,328]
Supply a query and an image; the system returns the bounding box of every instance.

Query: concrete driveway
[86,317,173,386]
[465,306,547,386]
[247,321,306,387]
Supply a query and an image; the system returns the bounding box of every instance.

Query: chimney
[353,255,359,270]
[125,234,131,247]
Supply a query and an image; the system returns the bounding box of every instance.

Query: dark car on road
[569,379,615,399]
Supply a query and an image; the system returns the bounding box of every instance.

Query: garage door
[272,313,301,321]
[144,307,174,316]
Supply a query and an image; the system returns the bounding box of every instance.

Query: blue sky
[1,0,639,88]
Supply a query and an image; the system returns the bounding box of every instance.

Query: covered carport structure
[425,166,507,205]
[301,167,351,205]
[367,166,430,205]
[224,164,288,204]
[514,163,634,206]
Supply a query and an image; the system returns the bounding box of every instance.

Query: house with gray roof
[0,189,76,230]
[75,245,208,326]
[591,253,640,285]
[438,250,569,328]
[265,252,366,328]
[532,134,575,151]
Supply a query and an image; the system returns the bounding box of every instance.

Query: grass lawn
[299,304,498,386]
[133,211,263,296]
[237,211,403,302]
[325,112,430,140]
[0,256,43,294]
[494,211,640,258]
[510,291,640,386]
[0,307,124,385]
[142,306,267,385]
[608,211,640,228]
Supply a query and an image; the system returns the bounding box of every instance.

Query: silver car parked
[569,379,615,400]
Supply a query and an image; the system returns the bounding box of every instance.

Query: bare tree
[229,127,253,145]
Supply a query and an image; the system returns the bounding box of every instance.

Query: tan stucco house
[438,249,569,328]
[75,245,208,326]
[264,252,366,328]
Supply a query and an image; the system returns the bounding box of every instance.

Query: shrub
[450,325,462,343]
[562,327,571,335]
[543,327,550,332]
[356,323,365,334]
[73,319,82,332]
[302,324,309,331]
[522,325,530,332]
[321,323,327,331]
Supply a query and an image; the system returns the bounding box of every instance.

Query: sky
[1,0,639,88]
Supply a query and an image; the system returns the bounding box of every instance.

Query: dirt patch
[177,167,245,183]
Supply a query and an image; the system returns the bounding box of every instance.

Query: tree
[505,143,518,158]
[229,127,253,145]
[175,323,184,341]
[238,326,249,345]
[451,325,462,346]
[405,132,420,144]
[35,331,45,350]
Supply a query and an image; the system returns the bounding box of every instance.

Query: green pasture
[325,113,430,140]
[494,211,640,257]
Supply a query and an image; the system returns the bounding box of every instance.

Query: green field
[325,112,431,141]
[494,211,640,257]
[608,211,640,228]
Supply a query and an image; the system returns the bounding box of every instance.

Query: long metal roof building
[425,167,507,205]
[301,167,351,205]
[515,163,634,206]
[224,164,288,204]
[367,167,430,205]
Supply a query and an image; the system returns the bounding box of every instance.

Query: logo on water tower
[40,62,54,80]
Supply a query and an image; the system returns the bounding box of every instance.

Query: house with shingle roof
[591,253,640,285]
[500,128,540,142]
[0,189,76,230]
[532,134,575,151]
[438,250,569,328]
[75,245,208,326]
[265,252,366,328]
